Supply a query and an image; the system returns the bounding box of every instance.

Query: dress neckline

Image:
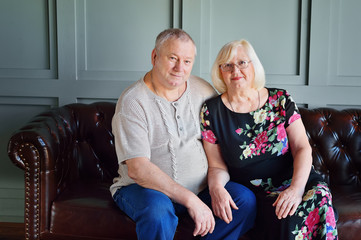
[221,88,269,114]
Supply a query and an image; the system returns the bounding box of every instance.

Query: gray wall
[0,0,360,222]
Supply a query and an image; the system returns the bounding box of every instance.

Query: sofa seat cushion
[49,181,196,240]
[331,186,361,240]
[332,186,361,220]
[50,181,137,239]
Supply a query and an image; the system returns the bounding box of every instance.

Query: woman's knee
[225,181,257,209]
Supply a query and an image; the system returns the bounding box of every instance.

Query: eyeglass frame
[219,60,252,72]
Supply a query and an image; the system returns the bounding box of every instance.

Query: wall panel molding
[0,187,24,222]
[0,0,57,79]
[75,0,173,81]
[1,0,361,223]
[328,0,361,86]
[184,0,310,86]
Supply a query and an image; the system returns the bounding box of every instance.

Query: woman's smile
[231,75,244,81]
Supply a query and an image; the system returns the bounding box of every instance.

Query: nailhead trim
[19,143,40,240]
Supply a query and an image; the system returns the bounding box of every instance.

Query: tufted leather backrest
[299,108,361,189]
[64,102,118,182]
[46,103,361,189]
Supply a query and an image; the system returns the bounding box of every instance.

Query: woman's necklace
[227,90,260,112]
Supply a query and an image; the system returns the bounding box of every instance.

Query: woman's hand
[272,186,304,219]
[272,118,313,219]
[210,186,238,224]
[202,141,237,223]
[187,197,215,237]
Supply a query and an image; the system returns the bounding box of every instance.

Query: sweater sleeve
[112,99,151,164]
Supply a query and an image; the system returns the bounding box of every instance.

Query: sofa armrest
[7,107,77,240]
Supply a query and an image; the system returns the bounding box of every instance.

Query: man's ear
[151,49,157,65]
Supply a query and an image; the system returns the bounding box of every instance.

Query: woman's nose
[231,64,241,73]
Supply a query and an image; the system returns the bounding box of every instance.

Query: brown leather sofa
[7,102,361,240]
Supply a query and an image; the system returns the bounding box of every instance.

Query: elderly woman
[200,39,338,239]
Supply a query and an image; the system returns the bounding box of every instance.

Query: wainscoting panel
[75,0,171,81]
[328,0,361,86]
[0,187,24,222]
[308,0,361,108]
[0,0,57,79]
[1,0,361,222]
[184,0,309,86]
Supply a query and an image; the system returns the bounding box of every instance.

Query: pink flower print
[273,116,280,122]
[269,98,278,108]
[289,113,301,125]
[277,90,283,97]
[280,109,286,117]
[320,197,327,207]
[254,131,268,149]
[326,206,336,228]
[235,128,242,134]
[327,232,336,240]
[268,122,275,131]
[201,130,217,144]
[305,208,320,233]
[270,94,277,100]
[277,122,287,141]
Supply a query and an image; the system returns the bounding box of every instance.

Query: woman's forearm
[208,167,230,192]
[290,146,313,190]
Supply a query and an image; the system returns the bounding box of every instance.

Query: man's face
[152,38,196,88]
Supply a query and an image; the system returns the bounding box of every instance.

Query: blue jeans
[113,181,256,240]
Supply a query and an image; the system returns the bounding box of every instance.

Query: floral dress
[200,88,338,240]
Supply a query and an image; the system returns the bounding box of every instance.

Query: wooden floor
[0,222,24,240]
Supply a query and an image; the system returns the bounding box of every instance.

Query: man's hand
[187,197,215,237]
[127,158,215,236]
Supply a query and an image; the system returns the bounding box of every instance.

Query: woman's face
[220,46,255,91]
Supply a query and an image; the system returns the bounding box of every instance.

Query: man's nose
[173,60,184,71]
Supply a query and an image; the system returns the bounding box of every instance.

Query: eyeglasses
[219,60,252,72]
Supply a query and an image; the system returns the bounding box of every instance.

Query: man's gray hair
[155,28,197,55]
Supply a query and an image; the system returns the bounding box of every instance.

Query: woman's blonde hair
[211,39,265,93]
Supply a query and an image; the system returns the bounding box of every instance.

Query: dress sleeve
[283,90,301,128]
[200,103,218,144]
